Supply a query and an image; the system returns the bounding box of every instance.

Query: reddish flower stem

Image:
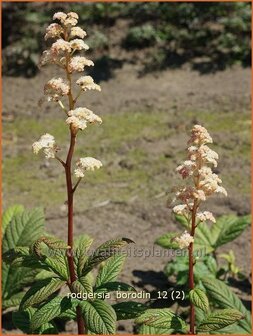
[189,202,197,334]
[64,39,85,334]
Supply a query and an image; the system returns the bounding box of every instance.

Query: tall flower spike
[172,124,227,226]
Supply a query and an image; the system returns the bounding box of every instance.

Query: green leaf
[2,208,44,253]
[174,214,189,228]
[194,222,214,253]
[2,204,24,236]
[95,281,136,294]
[43,255,69,280]
[72,276,93,296]
[197,309,244,332]
[31,236,69,258]
[82,238,133,276]
[31,296,72,330]
[202,277,252,333]
[211,215,251,248]
[3,291,25,309]
[214,215,251,247]
[112,301,147,320]
[74,235,94,278]
[95,254,126,287]
[135,308,187,331]
[189,288,209,313]
[20,277,65,309]
[12,307,36,333]
[80,299,117,334]
[154,233,179,249]
[138,324,172,334]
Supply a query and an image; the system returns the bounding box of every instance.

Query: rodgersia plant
[3,12,146,335]
[135,125,248,335]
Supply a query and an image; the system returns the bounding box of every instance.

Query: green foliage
[95,253,126,287]
[5,218,141,334]
[80,299,117,334]
[30,296,72,331]
[197,309,244,333]
[202,277,252,333]
[155,232,180,249]
[20,277,66,310]
[189,288,209,313]
[135,308,187,332]
[112,301,147,320]
[2,206,45,310]
[124,24,157,48]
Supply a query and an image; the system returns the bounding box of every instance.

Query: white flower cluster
[75,157,102,177]
[171,125,227,241]
[76,76,101,92]
[32,134,56,159]
[44,78,69,102]
[175,231,194,249]
[66,107,102,131]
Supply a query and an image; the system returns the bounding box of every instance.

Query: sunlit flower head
[175,231,194,249]
[74,157,102,177]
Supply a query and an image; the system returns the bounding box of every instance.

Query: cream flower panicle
[70,27,87,39]
[76,76,101,92]
[44,23,64,40]
[68,56,94,72]
[66,107,102,131]
[70,39,89,51]
[53,12,67,23]
[44,78,69,102]
[175,231,194,249]
[32,134,56,159]
[74,157,102,177]
[171,125,227,236]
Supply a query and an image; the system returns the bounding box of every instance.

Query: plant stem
[64,39,85,334]
[189,202,197,335]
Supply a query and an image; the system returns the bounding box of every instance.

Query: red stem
[64,32,85,334]
[189,203,197,334]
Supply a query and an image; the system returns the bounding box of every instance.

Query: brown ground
[2,64,251,333]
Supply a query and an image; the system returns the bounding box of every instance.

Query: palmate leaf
[2,207,44,253]
[135,308,187,331]
[189,288,209,313]
[197,309,244,332]
[202,277,252,333]
[95,253,126,287]
[80,299,117,334]
[95,281,136,294]
[30,296,72,330]
[112,301,147,320]
[20,277,65,310]
[213,215,251,247]
[82,238,134,276]
[2,204,24,236]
